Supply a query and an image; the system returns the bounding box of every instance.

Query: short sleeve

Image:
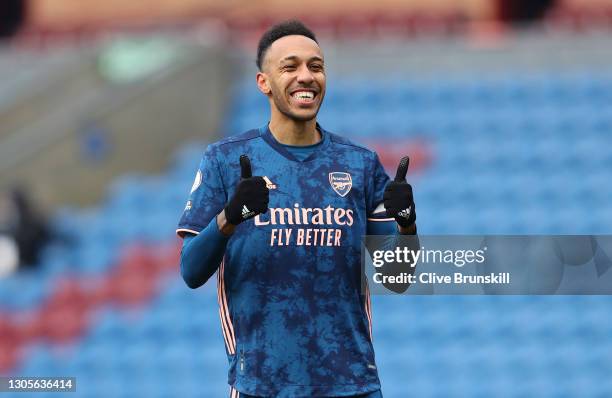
[366,152,394,222]
[176,146,227,237]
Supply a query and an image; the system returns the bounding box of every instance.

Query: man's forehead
[266,35,323,65]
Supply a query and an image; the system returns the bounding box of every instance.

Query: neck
[268,109,320,146]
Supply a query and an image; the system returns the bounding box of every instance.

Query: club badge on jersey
[329,172,353,197]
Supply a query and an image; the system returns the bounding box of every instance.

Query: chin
[290,113,317,122]
[292,106,322,121]
[280,107,319,122]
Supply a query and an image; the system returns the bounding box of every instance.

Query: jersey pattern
[177,124,391,397]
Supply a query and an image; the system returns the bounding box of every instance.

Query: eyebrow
[280,55,324,64]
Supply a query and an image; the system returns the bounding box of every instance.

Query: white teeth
[292,91,314,100]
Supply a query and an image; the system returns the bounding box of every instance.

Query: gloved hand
[224,155,269,225]
[384,156,416,228]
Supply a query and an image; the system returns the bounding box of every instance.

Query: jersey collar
[259,122,330,162]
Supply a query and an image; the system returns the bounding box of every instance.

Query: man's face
[257,35,326,122]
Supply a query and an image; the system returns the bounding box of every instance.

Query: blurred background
[1,0,612,396]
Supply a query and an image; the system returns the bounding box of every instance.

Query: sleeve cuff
[177,217,231,242]
[176,225,204,238]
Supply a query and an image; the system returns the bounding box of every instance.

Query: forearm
[216,210,237,236]
[180,213,231,289]
[367,221,419,293]
[381,233,419,293]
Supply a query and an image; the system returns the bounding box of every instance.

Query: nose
[296,64,314,85]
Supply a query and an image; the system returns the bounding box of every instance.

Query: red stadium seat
[0,342,19,374]
[38,305,88,343]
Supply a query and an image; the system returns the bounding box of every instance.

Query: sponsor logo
[184,200,192,211]
[254,203,353,226]
[398,206,412,219]
[242,205,255,219]
[329,172,352,197]
[254,203,354,247]
[263,176,277,190]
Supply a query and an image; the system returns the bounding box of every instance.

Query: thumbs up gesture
[224,155,270,225]
[383,156,416,228]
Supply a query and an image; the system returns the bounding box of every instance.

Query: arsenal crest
[329,172,352,197]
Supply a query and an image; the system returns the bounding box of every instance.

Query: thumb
[240,155,252,179]
[394,156,410,182]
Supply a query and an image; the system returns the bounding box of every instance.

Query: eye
[282,65,297,71]
[310,64,324,72]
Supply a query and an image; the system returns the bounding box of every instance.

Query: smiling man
[177,20,417,398]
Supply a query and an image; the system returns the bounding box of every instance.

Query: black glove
[383,156,416,228]
[224,155,269,225]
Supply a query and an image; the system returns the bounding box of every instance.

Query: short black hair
[256,20,318,71]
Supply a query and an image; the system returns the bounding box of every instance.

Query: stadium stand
[0,37,231,210]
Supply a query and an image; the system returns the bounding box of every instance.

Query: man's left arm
[366,154,419,293]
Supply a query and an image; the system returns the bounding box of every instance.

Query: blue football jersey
[177,124,392,397]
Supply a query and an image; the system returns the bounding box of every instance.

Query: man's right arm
[179,212,231,289]
[178,154,268,289]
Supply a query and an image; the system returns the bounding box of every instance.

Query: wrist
[217,210,237,236]
[398,223,417,235]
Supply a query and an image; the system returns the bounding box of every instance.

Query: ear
[256,71,271,95]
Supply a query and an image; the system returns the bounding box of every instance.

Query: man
[0,187,51,272]
[177,20,417,398]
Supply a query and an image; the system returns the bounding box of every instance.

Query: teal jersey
[177,124,393,397]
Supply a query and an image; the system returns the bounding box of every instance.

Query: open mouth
[290,89,318,105]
